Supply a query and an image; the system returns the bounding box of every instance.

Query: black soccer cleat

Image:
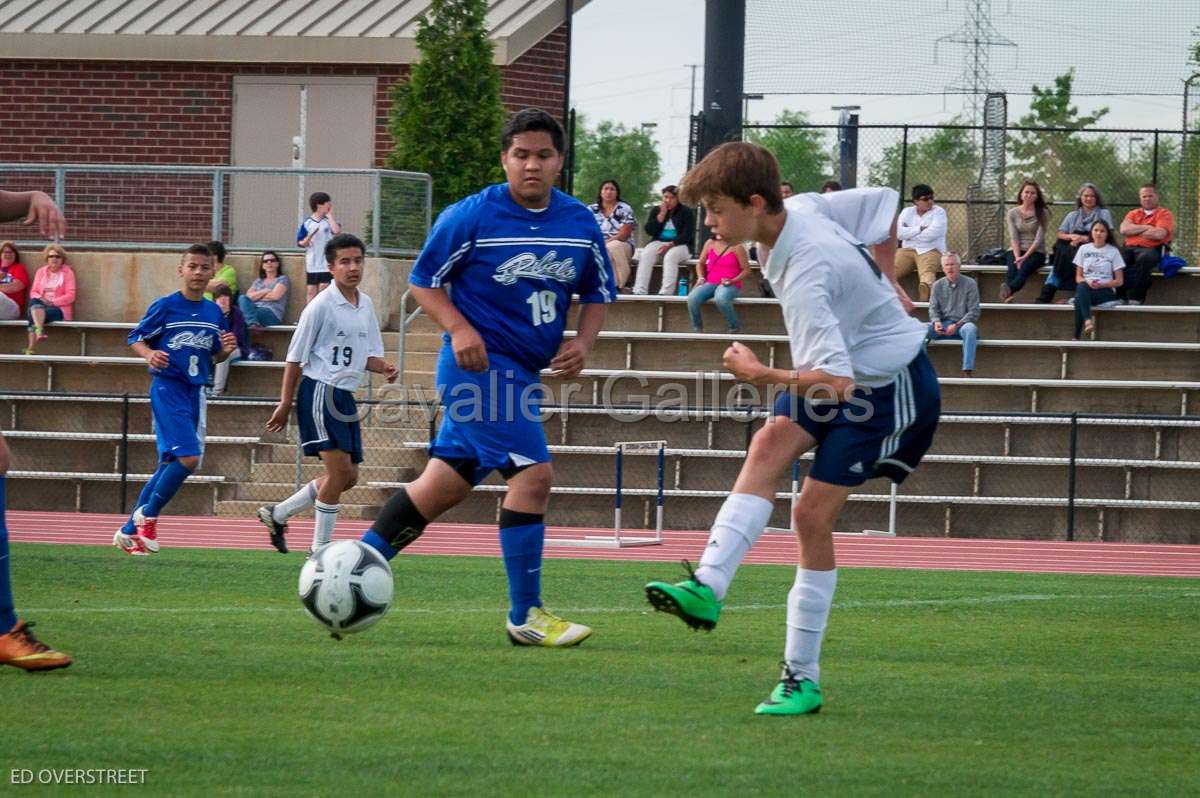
[257,505,289,554]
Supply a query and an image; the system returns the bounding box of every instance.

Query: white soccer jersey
[286,285,385,391]
[302,216,335,273]
[767,187,928,387]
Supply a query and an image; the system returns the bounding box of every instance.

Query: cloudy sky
[569,0,1195,186]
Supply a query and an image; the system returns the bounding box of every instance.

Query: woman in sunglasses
[238,250,290,328]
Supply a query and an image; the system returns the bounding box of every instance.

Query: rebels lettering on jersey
[409,184,616,374]
[128,291,227,386]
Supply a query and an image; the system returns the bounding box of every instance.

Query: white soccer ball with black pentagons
[298,540,394,637]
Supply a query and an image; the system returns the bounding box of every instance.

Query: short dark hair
[210,283,233,300]
[258,250,284,280]
[501,108,565,154]
[325,233,365,266]
[182,243,212,261]
[309,191,331,212]
[781,181,794,191]
[912,184,934,201]
[678,142,783,213]
[206,240,226,263]
[662,185,679,197]
[821,180,842,193]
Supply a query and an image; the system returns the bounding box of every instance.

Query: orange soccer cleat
[0,620,73,672]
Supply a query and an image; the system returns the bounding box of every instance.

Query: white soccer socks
[313,501,339,549]
[274,480,318,524]
[784,567,838,684]
[694,493,774,601]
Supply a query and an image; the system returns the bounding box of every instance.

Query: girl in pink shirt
[24,243,76,355]
[687,234,751,332]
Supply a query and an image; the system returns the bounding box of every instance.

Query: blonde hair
[42,243,67,262]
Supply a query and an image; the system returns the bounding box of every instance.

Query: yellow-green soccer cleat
[754,663,823,716]
[506,606,593,647]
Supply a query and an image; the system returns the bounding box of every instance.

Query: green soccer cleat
[754,663,823,716]
[644,561,722,631]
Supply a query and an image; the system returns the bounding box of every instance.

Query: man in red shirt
[1118,184,1174,305]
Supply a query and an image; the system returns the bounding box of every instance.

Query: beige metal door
[230,77,375,249]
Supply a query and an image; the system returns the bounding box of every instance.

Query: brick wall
[0,23,568,168]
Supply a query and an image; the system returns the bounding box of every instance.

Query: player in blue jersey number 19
[358,108,617,647]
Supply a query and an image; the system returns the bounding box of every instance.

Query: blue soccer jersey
[128,291,227,386]
[409,184,616,374]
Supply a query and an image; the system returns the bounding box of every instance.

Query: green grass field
[3,544,1198,796]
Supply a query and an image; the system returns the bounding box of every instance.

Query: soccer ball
[298,540,394,638]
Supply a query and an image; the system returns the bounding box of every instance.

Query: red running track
[7,510,1200,578]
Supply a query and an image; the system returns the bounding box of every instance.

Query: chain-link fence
[0,164,432,257]
[735,122,1196,262]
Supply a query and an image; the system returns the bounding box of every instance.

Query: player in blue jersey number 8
[358,108,617,647]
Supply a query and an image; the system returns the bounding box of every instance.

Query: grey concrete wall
[52,251,413,330]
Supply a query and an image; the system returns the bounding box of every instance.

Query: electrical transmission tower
[935,0,1015,125]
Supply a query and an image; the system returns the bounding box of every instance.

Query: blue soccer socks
[499,509,545,626]
[143,459,195,518]
[0,476,16,631]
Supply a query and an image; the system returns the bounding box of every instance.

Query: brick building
[0,0,586,245]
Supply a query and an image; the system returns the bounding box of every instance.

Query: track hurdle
[544,440,666,548]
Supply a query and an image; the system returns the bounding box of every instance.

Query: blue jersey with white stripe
[128,291,227,386]
[409,184,615,374]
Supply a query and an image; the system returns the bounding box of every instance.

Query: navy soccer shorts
[297,376,363,463]
[772,349,941,487]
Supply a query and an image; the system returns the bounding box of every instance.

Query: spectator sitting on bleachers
[633,184,695,295]
[203,240,237,301]
[1000,180,1051,303]
[1073,219,1124,340]
[1117,184,1174,306]
[926,252,980,376]
[780,181,794,198]
[1037,183,1113,303]
[687,233,750,333]
[210,283,249,397]
[588,180,637,291]
[238,250,290,328]
[0,241,29,322]
[820,180,841,193]
[895,184,947,302]
[23,243,75,355]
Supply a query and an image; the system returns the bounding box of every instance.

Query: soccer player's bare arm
[267,361,303,432]
[550,302,606,378]
[214,331,238,363]
[410,284,488,372]
[365,357,398,383]
[722,342,854,397]
[130,340,168,370]
[0,189,65,239]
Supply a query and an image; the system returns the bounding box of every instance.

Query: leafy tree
[385,0,504,214]
[867,120,977,197]
[1007,70,1114,206]
[744,110,834,193]
[570,117,661,215]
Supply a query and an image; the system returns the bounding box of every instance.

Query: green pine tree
[386,0,505,215]
[570,117,661,215]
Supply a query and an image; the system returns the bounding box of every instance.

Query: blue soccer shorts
[772,349,941,487]
[429,345,550,486]
[151,377,207,464]
[297,376,364,464]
